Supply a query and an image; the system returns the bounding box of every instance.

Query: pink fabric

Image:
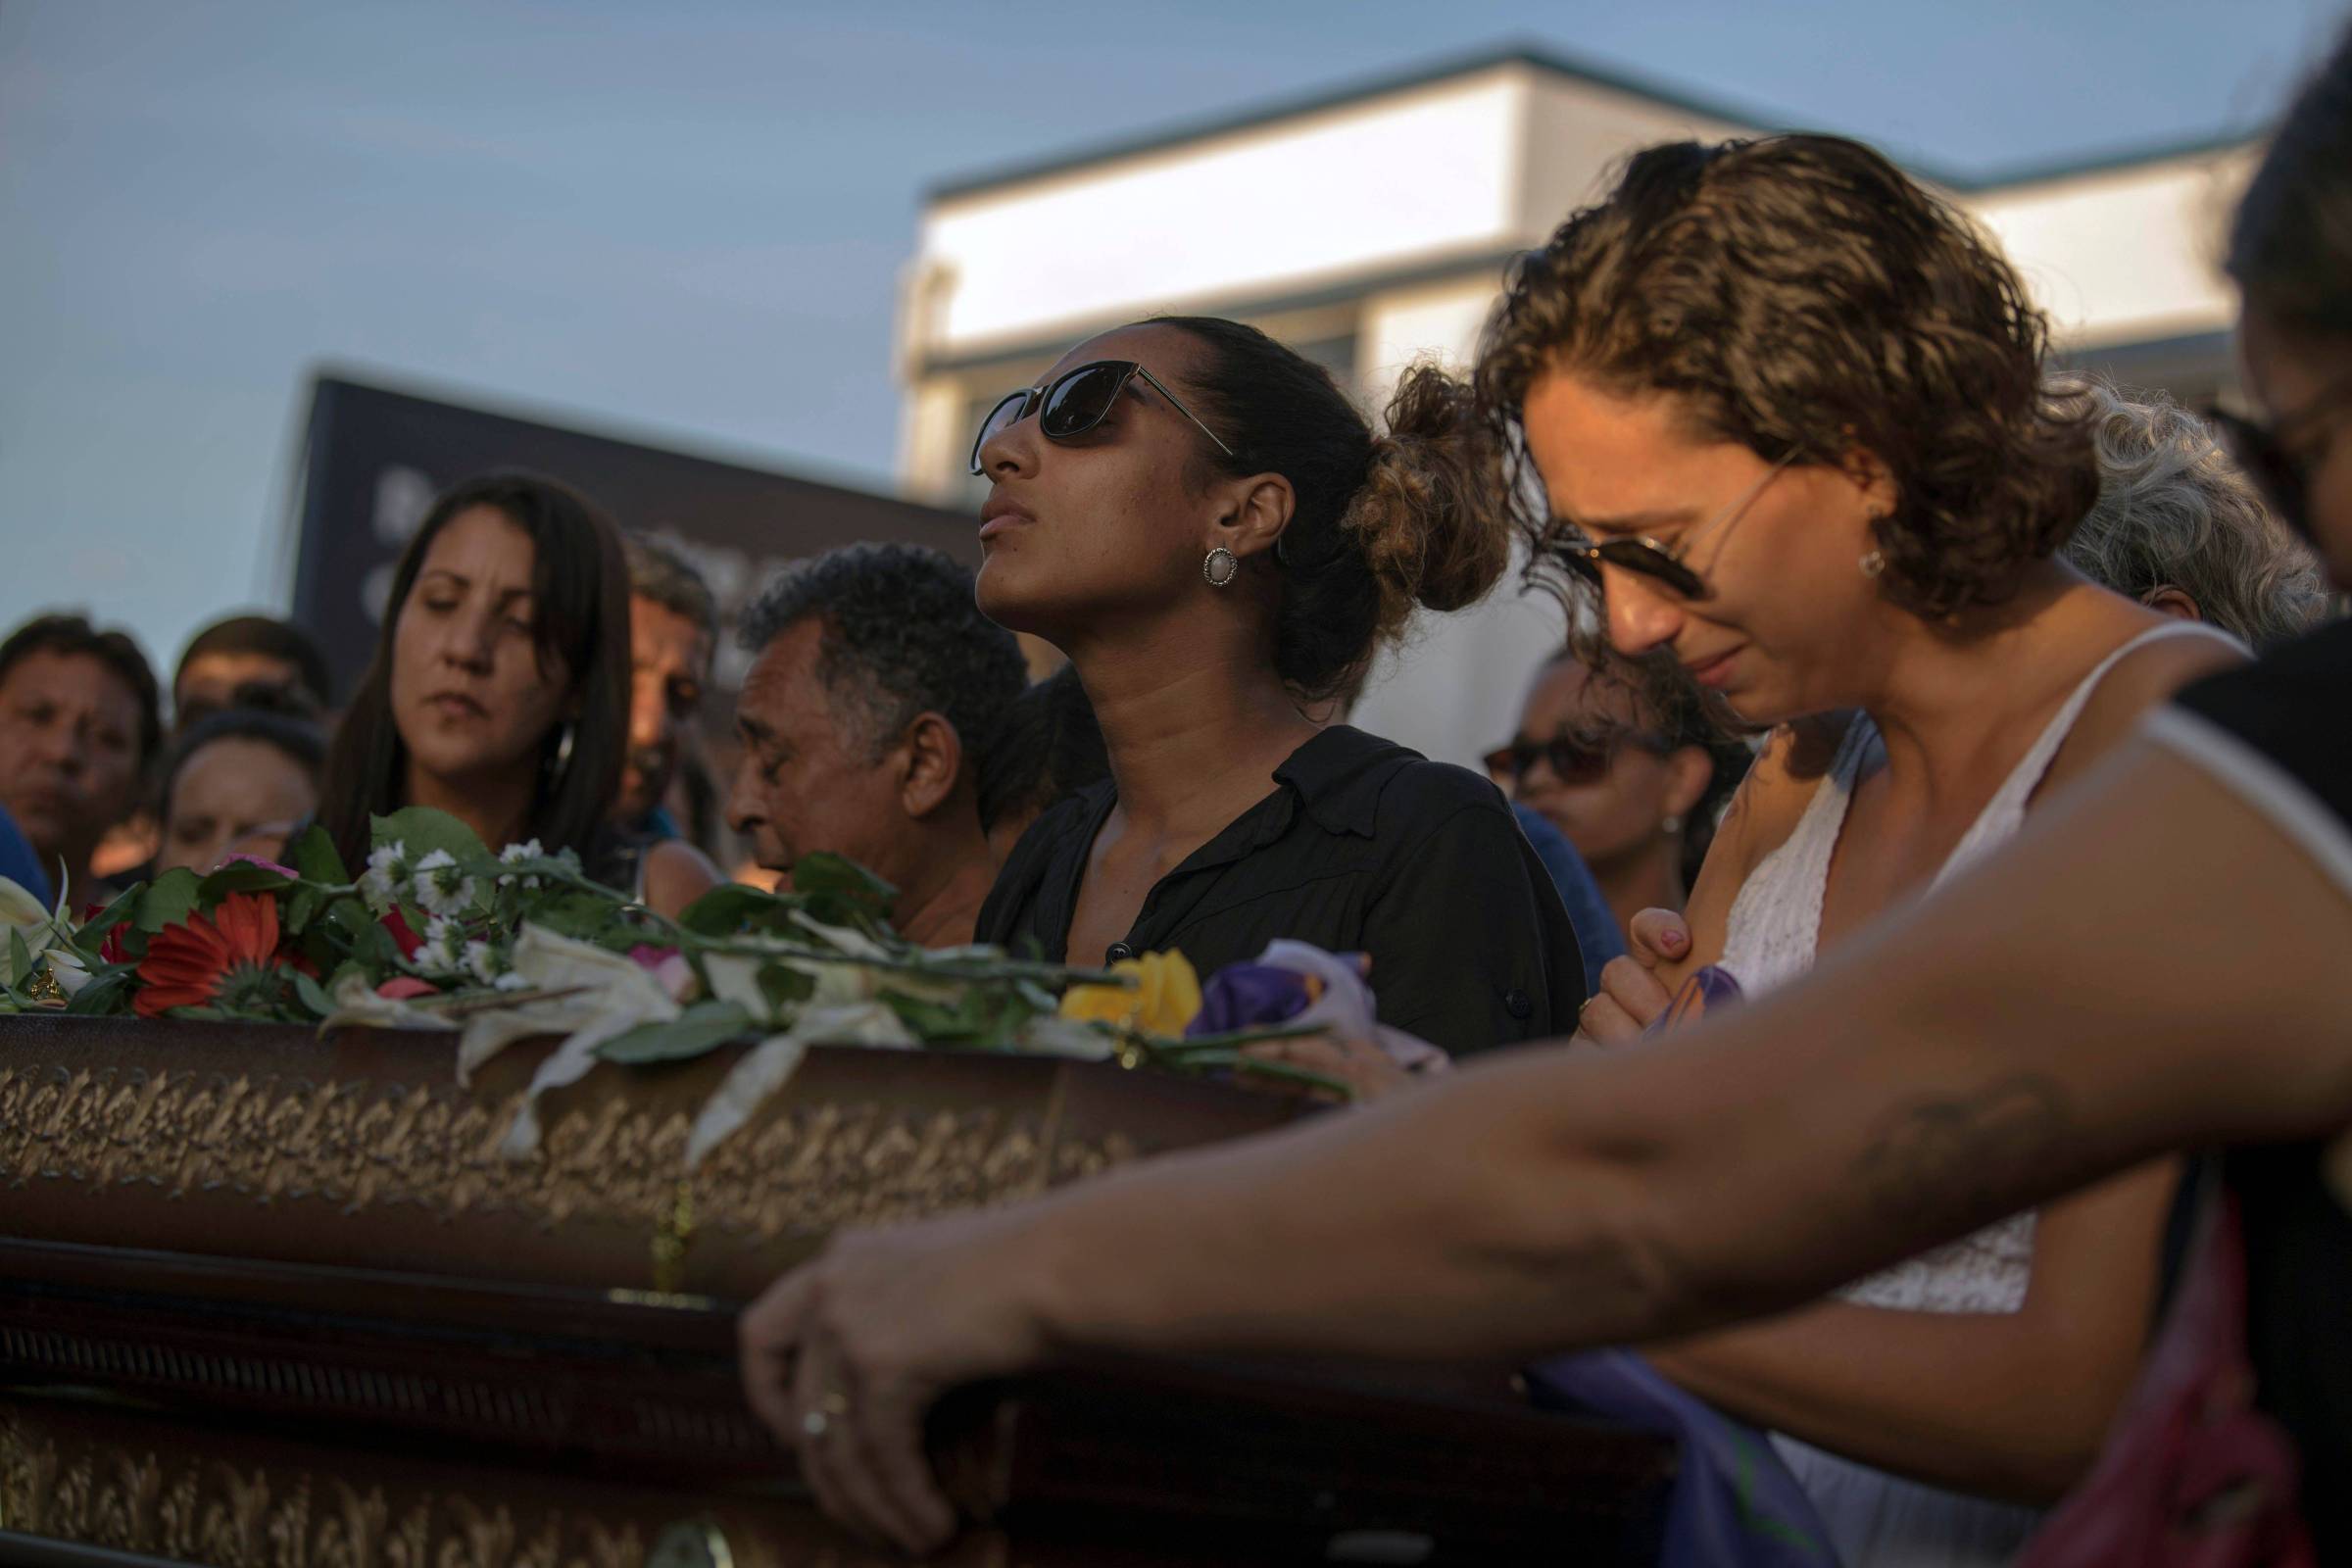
[2019,1189,2315,1568]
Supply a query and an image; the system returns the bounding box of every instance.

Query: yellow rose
[1056,950,1202,1037]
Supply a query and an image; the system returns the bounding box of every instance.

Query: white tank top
[1715,619,2241,1567]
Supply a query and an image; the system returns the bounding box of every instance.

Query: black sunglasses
[969,360,1236,476]
[2206,374,2352,544]
[1545,451,1797,601]
[1482,729,1671,787]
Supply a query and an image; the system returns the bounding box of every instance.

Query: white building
[896,46,2252,767]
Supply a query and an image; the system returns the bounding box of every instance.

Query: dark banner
[289,373,978,704]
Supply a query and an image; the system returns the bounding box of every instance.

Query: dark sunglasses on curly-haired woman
[1544,449,1798,601]
[969,360,1236,476]
[2206,374,2352,544]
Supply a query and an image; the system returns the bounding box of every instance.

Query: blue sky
[3,0,2343,674]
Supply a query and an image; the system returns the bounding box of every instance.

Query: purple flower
[1187,962,1320,1038]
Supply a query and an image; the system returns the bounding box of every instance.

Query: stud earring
[1661,813,1684,836]
[1859,549,1886,579]
[1203,547,1240,588]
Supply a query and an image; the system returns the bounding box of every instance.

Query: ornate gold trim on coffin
[0,1013,1298,1299]
[0,1393,894,1568]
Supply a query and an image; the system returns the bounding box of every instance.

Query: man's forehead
[631,595,713,662]
[178,649,294,691]
[739,621,834,712]
[5,648,134,702]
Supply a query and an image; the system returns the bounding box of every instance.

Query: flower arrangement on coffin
[0,808,1346,1164]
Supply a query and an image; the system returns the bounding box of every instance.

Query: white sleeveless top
[1717,620,2240,1568]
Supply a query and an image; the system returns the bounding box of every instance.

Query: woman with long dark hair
[318,471,717,915]
[971,316,1584,1056]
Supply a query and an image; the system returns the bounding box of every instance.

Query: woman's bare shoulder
[2045,624,2247,795]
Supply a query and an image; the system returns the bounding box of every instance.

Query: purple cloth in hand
[1648,962,1745,1038]
[1526,1350,1839,1568]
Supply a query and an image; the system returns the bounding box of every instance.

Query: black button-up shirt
[977,725,1586,1056]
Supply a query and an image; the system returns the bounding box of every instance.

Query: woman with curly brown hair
[972,315,1583,1056]
[1520,137,2240,1562]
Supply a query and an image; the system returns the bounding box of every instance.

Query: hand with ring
[800,1388,852,1440]
[739,1203,1054,1554]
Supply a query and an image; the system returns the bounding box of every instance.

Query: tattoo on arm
[1852,1074,2073,1237]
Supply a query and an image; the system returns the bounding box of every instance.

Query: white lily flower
[0,876,60,985]
[485,924,684,1155]
[1015,1014,1119,1061]
[789,909,893,960]
[701,950,877,1025]
[321,969,455,1033]
[684,1003,914,1169]
[43,945,92,998]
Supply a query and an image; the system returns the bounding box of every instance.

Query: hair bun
[1340,364,1514,630]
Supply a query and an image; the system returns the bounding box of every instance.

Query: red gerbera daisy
[134,891,303,1019]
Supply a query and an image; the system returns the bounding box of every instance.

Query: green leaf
[292,969,338,1019]
[675,882,790,938]
[135,868,202,934]
[756,959,814,1016]
[323,898,400,967]
[64,967,134,1016]
[292,824,348,886]
[369,807,494,870]
[73,885,141,954]
[879,980,1046,1051]
[595,1001,755,1064]
[6,928,32,988]
[324,896,373,939]
[882,989,964,1039]
[287,884,322,932]
[195,860,297,903]
[526,891,632,943]
[788,853,897,924]
[351,918,398,968]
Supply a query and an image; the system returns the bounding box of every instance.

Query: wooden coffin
[0,1013,1677,1564]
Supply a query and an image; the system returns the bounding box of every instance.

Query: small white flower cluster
[409,916,526,990]
[363,840,486,920]
[411,850,479,919]
[497,838,546,891]
[412,915,464,976]
[359,843,411,915]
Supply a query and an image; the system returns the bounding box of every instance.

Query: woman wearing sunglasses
[1487,646,1750,949]
[968,316,1585,1060]
[1498,136,2251,1566]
